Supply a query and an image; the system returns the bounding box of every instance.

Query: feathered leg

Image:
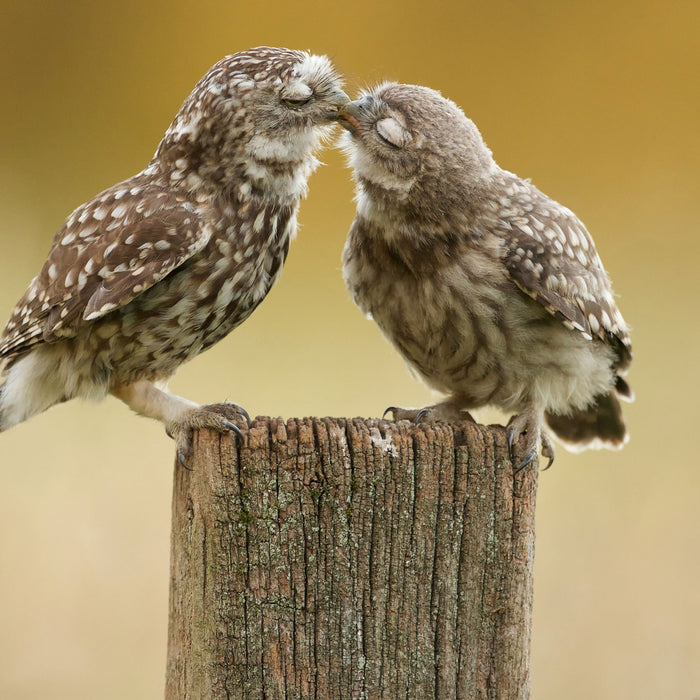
[111,381,249,468]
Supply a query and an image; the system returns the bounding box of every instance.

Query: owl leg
[111,381,249,468]
[383,400,476,425]
[506,406,555,472]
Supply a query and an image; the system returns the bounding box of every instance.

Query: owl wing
[0,179,211,359]
[498,185,632,370]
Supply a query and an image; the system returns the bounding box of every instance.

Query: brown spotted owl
[338,83,633,470]
[0,47,347,464]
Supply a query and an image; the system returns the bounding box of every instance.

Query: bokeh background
[0,1,698,697]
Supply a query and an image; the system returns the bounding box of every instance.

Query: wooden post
[166,417,538,699]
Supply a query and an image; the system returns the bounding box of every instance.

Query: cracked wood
[166,417,538,699]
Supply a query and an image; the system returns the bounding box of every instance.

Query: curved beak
[337,101,364,135]
[326,88,351,120]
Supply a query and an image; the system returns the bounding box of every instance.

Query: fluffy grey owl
[338,83,633,470]
[0,47,347,464]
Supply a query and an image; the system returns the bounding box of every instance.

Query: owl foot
[112,382,250,469]
[166,402,249,469]
[507,410,555,473]
[215,401,252,428]
[383,403,475,425]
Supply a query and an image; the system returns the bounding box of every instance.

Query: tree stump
[166,417,538,699]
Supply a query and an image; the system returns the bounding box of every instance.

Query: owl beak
[326,89,351,120]
[337,100,365,135]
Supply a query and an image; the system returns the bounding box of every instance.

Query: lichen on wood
[166,417,537,699]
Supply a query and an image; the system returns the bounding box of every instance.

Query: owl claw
[382,406,425,422]
[540,431,555,470]
[514,449,537,474]
[383,403,475,425]
[223,403,252,428]
[166,403,248,469]
[507,425,517,453]
[178,450,193,471]
[414,408,433,425]
[221,419,244,440]
[507,411,555,473]
[202,402,251,428]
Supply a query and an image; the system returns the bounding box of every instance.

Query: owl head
[156,47,348,191]
[338,83,497,226]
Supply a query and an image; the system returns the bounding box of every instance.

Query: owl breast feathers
[0,46,347,465]
[338,83,632,470]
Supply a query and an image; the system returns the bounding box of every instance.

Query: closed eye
[376,117,412,148]
[377,131,399,148]
[282,97,311,107]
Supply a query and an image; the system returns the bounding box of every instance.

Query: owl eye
[376,118,412,148]
[281,84,313,109]
[282,96,311,108]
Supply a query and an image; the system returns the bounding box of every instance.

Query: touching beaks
[324,89,350,120]
[337,100,365,134]
[332,88,351,107]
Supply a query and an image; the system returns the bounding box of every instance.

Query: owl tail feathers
[545,386,631,453]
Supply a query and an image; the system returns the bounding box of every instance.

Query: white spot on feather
[111,203,128,218]
[78,224,98,239]
[253,211,265,233]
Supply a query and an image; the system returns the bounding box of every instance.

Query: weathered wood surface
[166,417,538,699]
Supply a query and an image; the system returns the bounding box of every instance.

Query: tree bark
[166,417,538,699]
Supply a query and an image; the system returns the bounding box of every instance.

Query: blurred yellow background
[0,1,698,697]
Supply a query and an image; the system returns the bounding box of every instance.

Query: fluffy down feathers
[338,83,632,467]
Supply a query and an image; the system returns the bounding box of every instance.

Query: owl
[0,47,347,465]
[338,83,633,470]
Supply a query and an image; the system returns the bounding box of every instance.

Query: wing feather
[498,180,632,370]
[0,177,210,359]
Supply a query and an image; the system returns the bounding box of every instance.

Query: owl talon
[414,408,434,425]
[540,431,555,470]
[382,406,424,422]
[507,411,555,472]
[166,405,248,469]
[165,418,243,440]
[223,403,252,428]
[221,419,244,440]
[514,449,537,474]
[178,450,193,471]
[200,402,251,431]
[384,403,473,424]
[240,408,252,428]
[171,426,196,470]
[507,425,517,453]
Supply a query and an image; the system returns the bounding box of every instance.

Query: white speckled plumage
[339,83,633,468]
[0,47,347,462]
